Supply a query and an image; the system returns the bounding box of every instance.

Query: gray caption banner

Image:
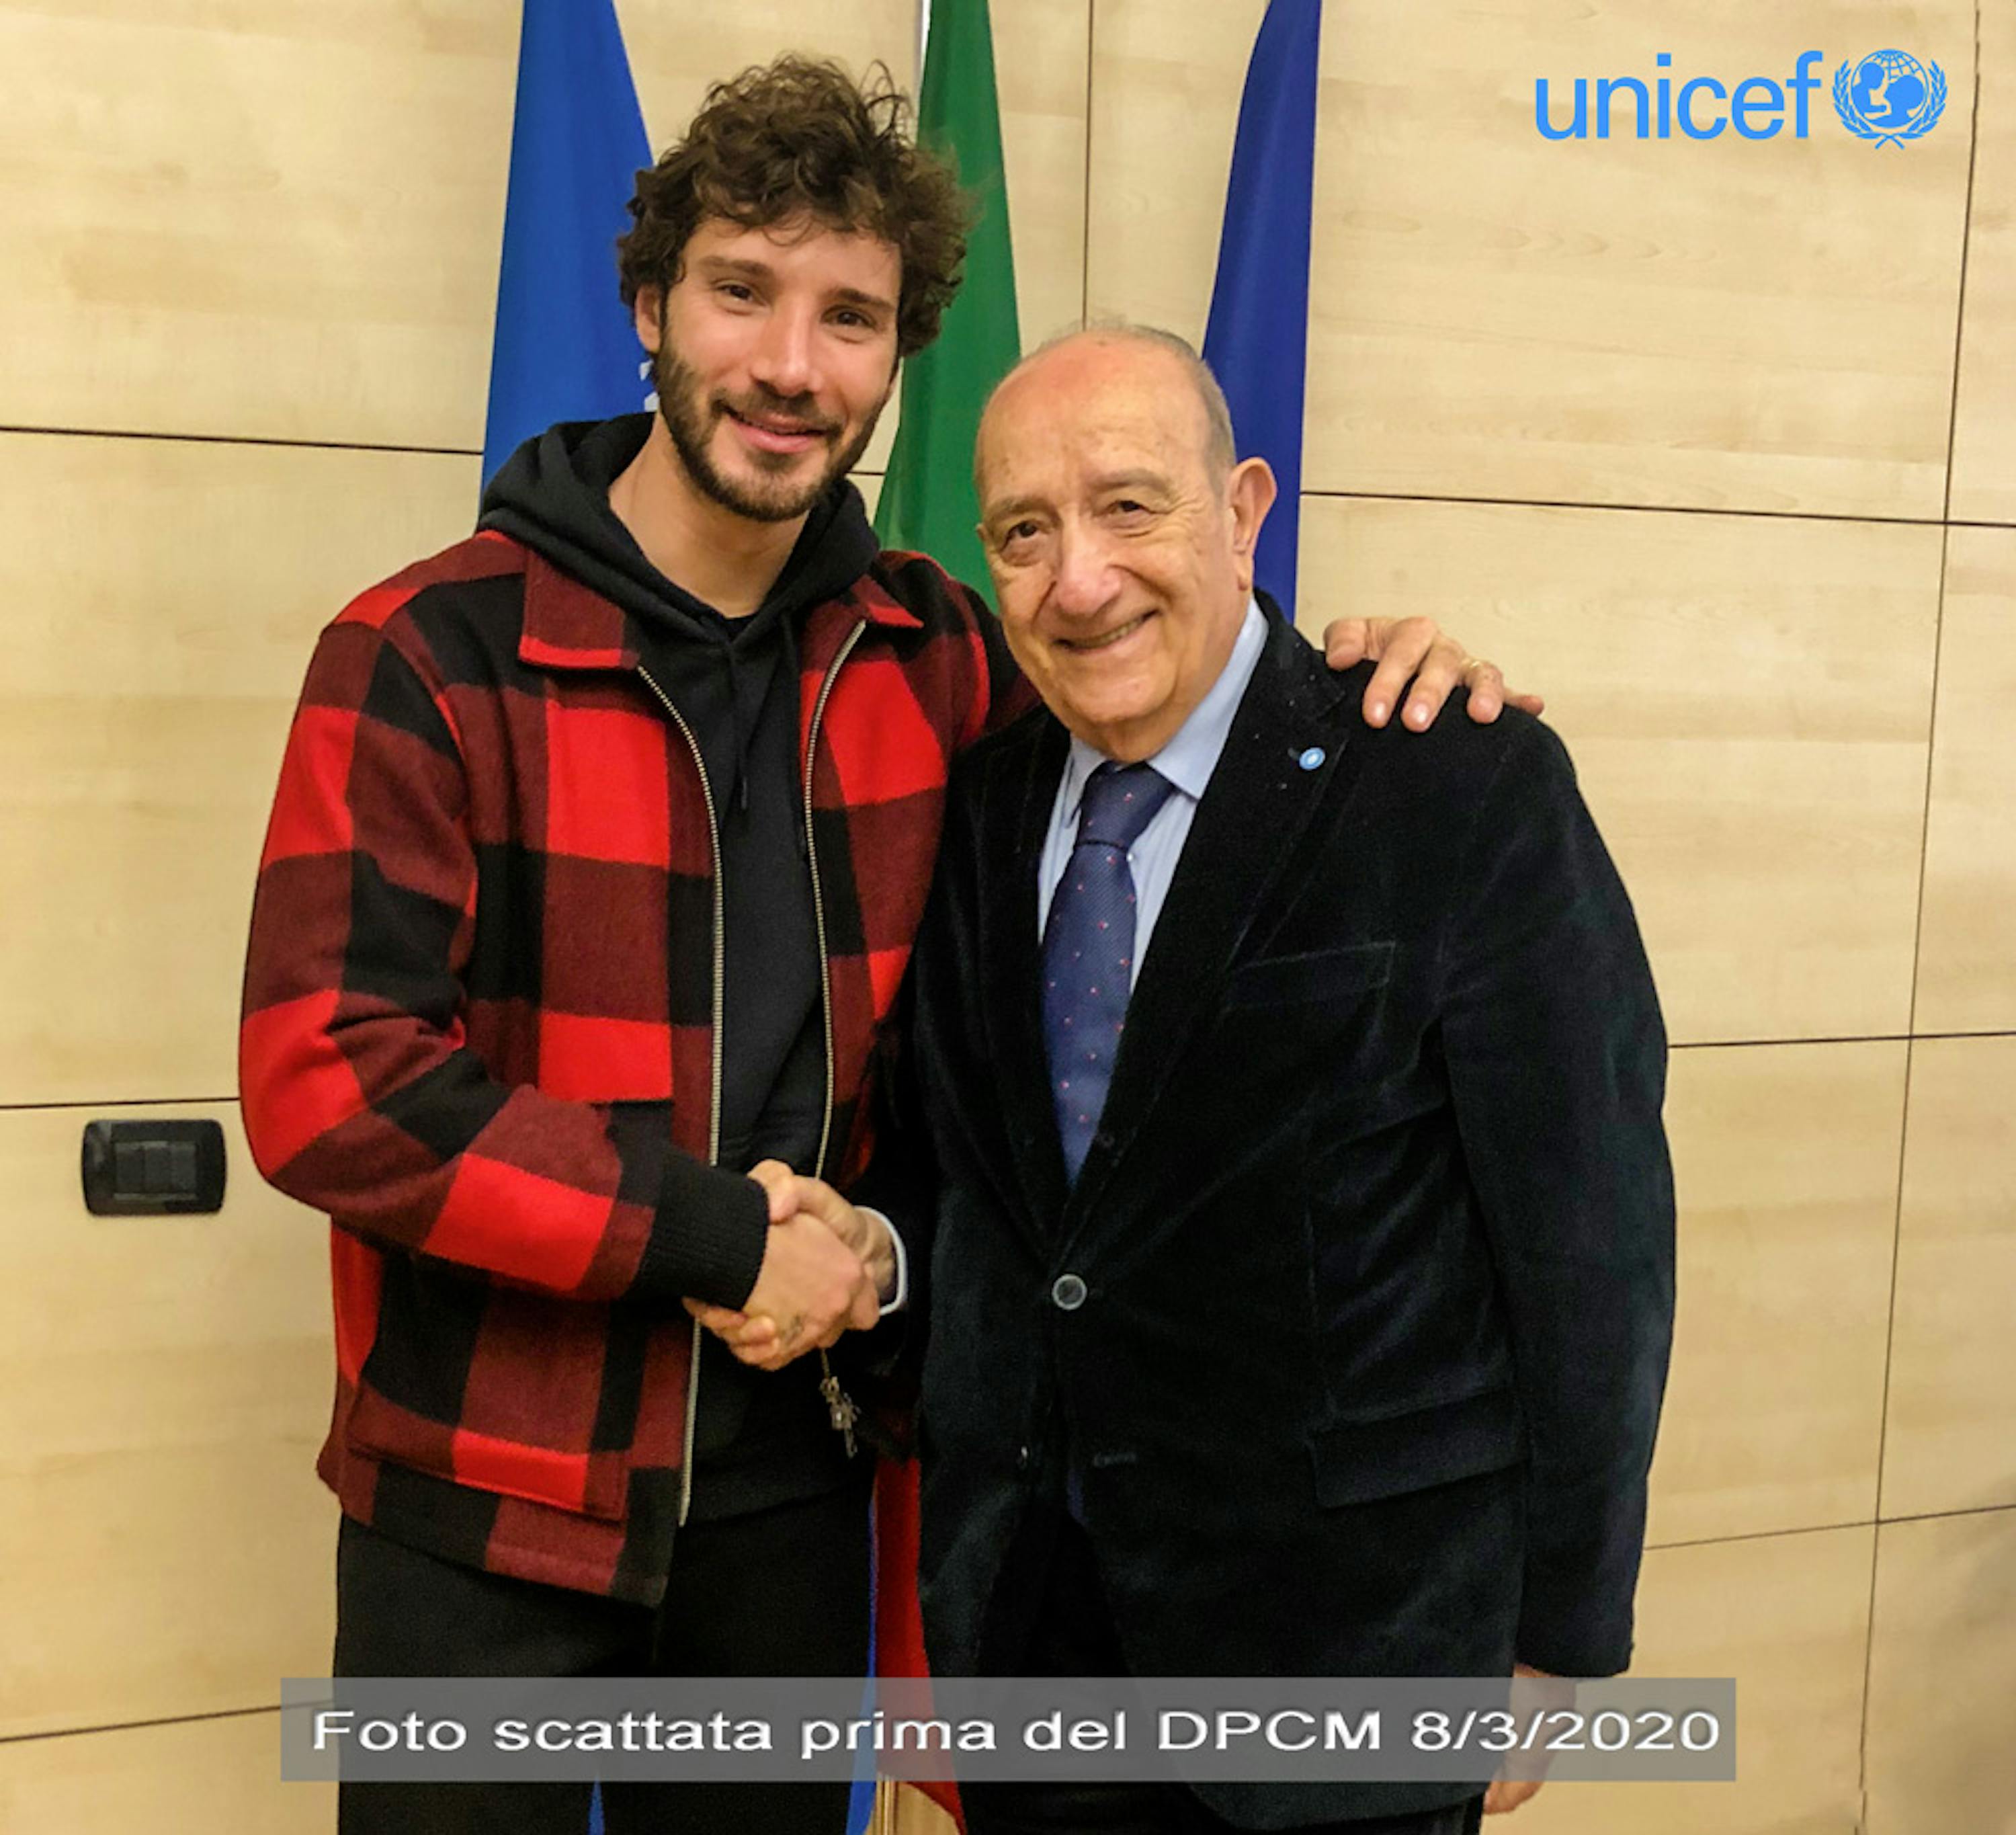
[281,1677,1735,1784]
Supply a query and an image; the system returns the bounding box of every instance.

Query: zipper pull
[818,1354,860,1459]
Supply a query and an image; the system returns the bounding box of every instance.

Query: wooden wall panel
[1950,0,2016,522]
[0,0,514,448]
[1083,0,1267,337]
[1913,527,2016,1034]
[1302,1,1972,517]
[0,1104,333,1739]
[1459,1527,1871,1834]
[1865,1508,2016,1835]
[0,1711,331,1835]
[1297,498,1940,1045]
[0,0,1085,459]
[991,0,1091,346]
[1648,1043,1902,1547]
[1090,1,1972,520]
[1880,1036,2016,1520]
[0,434,478,1106]
[626,0,912,135]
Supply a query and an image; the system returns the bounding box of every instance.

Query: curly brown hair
[618,56,969,360]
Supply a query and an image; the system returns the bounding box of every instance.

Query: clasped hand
[682,1160,892,1371]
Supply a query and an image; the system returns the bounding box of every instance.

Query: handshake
[683,1160,896,1372]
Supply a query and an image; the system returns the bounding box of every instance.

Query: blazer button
[1051,1273,1088,1311]
[1015,1444,1032,1471]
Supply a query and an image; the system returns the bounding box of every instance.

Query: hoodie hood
[476,414,880,641]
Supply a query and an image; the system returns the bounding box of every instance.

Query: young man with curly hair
[242,54,1513,1835]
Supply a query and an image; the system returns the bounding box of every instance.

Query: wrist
[862,1214,897,1301]
[853,1205,904,1309]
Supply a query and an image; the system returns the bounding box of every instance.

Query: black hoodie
[481,416,878,1517]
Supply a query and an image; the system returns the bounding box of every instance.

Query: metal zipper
[636,664,723,1529]
[804,622,869,1451]
[804,619,866,1183]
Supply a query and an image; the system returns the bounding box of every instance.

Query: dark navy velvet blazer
[901,611,1675,1824]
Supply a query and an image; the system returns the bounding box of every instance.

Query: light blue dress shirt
[1038,601,1270,985]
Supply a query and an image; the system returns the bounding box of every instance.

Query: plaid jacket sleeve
[965,577,1040,739]
[239,604,768,1311]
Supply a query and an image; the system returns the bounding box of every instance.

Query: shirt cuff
[856,1206,909,1314]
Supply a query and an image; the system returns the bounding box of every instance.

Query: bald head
[977,325,1236,499]
[971,324,1277,762]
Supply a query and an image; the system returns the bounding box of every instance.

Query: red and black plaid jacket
[241,528,1027,1602]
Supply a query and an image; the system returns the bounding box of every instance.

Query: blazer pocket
[1307,1383,1525,1507]
[1228,940,1395,1009]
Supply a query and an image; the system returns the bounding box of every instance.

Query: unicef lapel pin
[1298,746,1326,772]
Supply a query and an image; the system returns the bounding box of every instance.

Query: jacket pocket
[1307,1383,1525,1507]
[1228,940,1394,1008]
[347,1382,630,1522]
[344,1267,634,1522]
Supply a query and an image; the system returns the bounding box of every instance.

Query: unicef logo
[1833,49,1947,145]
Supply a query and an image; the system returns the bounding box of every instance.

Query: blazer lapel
[973,715,1074,1240]
[1066,618,1356,1231]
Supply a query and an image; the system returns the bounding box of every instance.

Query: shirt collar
[1058,599,1269,825]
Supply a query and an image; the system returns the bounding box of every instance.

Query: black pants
[333,1471,872,1835]
[962,1514,1486,1835]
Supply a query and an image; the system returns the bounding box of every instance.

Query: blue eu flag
[1202,0,1325,619]
[482,0,654,487]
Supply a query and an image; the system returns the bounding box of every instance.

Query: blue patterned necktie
[1043,761,1177,1184]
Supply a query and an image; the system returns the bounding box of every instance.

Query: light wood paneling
[0,0,515,448]
[0,0,1089,456]
[1865,1508,2016,1835]
[1648,1043,1902,1547]
[0,0,1087,458]
[1880,1036,2016,1520]
[1951,0,2016,522]
[1091,1,1972,520]
[0,1711,331,1835]
[989,0,1091,348]
[1298,498,1940,1045]
[1914,527,2016,1034]
[885,0,1093,477]
[1302,3,1973,517]
[0,1103,333,1738]
[0,433,477,1106]
[1083,0,1267,338]
[625,0,913,139]
[1533,1527,1870,1835]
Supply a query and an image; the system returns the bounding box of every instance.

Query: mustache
[712,387,842,438]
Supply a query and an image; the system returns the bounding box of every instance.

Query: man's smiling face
[976,334,1270,762]
[640,214,900,524]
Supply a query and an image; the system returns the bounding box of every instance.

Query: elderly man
[891,327,1675,1835]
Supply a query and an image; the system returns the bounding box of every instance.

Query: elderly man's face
[976,337,1273,762]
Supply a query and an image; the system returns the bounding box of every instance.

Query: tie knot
[1076,761,1175,852]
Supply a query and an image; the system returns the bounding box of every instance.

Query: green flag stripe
[872,0,1021,608]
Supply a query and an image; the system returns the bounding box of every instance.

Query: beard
[652,342,886,524]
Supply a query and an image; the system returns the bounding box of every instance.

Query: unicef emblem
[1833,49,1947,145]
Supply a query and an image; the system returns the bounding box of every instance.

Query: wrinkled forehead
[978,350,1204,507]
